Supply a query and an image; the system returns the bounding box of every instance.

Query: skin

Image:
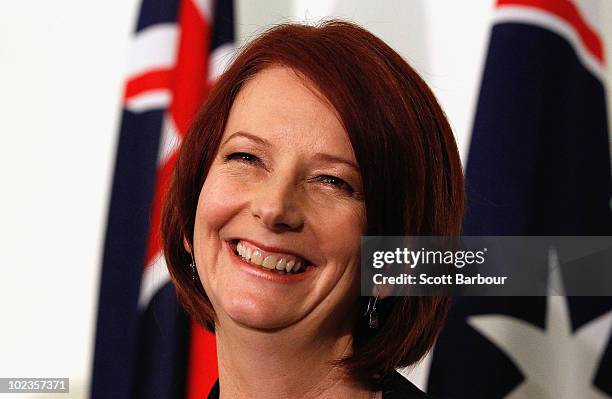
[192,66,378,398]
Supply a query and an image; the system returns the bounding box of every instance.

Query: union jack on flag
[92,1,234,398]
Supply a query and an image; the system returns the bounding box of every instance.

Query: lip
[224,240,317,283]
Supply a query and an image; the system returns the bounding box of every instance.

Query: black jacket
[206,370,434,398]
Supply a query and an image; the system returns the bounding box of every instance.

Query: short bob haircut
[162,20,464,388]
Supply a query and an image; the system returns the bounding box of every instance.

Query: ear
[371,285,392,300]
[183,236,192,254]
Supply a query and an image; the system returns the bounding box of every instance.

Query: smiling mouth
[230,239,313,275]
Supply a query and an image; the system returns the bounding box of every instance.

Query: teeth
[237,242,252,262]
[235,241,308,274]
[262,255,277,269]
[251,250,263,266]
[286,259,295,272]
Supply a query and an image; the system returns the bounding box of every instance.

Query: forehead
[223,66,354,157]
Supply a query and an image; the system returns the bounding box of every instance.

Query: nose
[250,175,304,232]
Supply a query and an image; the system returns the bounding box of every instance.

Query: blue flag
[427,0,612,397]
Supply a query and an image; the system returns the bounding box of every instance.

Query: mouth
[228,239,314,275]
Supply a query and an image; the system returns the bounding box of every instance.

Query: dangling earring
[189,252,196,283]
[364,294,379,329]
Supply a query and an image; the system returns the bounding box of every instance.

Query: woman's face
[193,66,365,332]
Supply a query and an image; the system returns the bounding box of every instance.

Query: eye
[224,152,261,164]
[317,175,354,193]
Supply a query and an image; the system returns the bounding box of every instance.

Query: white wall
[0,1,610,398]
[0,1,141,398]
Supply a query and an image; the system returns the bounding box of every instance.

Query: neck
[214,313,372,399]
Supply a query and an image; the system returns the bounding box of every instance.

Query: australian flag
[427,0,612,398]
[91,1,234,398]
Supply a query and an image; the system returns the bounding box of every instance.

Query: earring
[364,294,379,329]
[189,252,196,283]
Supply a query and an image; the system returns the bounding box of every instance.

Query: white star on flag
[468,248,612,398]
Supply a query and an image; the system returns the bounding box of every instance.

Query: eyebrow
[312,153,360,172]
[221,131,360,172]
[221,131,271,147]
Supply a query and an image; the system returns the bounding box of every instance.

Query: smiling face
[192,66,366,332]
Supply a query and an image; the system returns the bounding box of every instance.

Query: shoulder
[380,370,440,399]
[206,380,219,399]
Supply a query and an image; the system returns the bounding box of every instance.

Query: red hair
[162,20,464,388]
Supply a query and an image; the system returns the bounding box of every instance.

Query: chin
[220,291,298,330]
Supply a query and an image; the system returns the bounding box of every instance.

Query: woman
[162,20,463,398]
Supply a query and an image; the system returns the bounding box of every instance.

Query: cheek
[316,203,365,264]
[196,172,246,235]
[194,172,247,299]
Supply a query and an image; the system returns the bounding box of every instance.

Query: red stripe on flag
[124,69,174,101]
[497,0,604,64]
[170,0,212,136]
[187,322,218,399]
